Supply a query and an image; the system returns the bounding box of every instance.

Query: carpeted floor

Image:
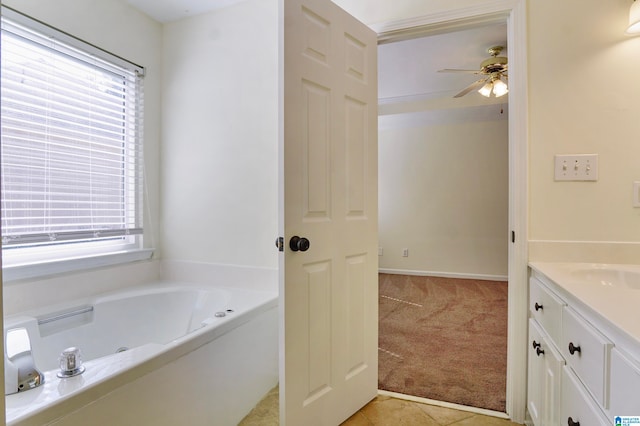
[378,273,508,412]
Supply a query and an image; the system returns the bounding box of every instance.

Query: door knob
[289,236,310,252]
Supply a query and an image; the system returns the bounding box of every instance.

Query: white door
[279,0,378,424]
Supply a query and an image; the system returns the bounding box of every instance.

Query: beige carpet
[378,273,508,412]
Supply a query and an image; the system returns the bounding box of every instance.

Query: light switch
[554,154,598,181]
[634,182,640,208]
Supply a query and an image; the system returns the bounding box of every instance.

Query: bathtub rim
[4,282,278,426]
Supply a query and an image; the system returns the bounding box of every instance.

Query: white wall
[527,0,640,260]
[160,0,279,269]
[379,111,508,277]
[0,0,280,306]
[335,0,640,262]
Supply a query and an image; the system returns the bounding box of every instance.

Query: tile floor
[341,395,520,425]
[239,387,521,425]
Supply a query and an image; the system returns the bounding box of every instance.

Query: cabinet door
[528,319,564,426]
[561,366,610,426]
[528,319,544,425]
[610,348,640,416]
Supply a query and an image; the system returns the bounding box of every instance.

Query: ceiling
[378,23,509,126]
[125,0,508,120]
[125,0,249,22]
[378,23,508,103]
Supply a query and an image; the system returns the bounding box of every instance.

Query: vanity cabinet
[527,271,631,426]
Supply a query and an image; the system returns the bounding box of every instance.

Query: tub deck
[5,282,278,426]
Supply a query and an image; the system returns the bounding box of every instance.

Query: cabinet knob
[534,302,543,311]
[568,342,581,355]
[532,340,541,350]
[536,347,545,356]
[567,417,580,426]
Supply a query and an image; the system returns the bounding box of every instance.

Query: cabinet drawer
[528,319,564,426]
[530,276,564,346]
[610,349,640,416]
[561,366,610,426]
[561,306,613,407]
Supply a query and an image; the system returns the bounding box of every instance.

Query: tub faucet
[5,327,44,395]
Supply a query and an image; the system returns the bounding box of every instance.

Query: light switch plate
[554,154,598,181]
[634,182,640,208]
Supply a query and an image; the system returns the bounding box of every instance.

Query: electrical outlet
[554,154,598,181]
[402,248,409,257]
[378,247,383,256]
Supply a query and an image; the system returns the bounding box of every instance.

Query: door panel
[301,81,331,218]
[345,253,367,377]
[281,0,378,424]
[345,97,367,216]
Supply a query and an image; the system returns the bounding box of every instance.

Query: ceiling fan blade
[453,78,488,98]
[438,68,481,74]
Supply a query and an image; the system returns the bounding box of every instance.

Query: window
[1,7,147,273]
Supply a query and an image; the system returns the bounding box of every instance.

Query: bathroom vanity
[527,262,640,426]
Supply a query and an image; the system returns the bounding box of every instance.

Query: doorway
[372,5,530,423]
[376,22,510,413]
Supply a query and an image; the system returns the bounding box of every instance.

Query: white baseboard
[378,268,508,282]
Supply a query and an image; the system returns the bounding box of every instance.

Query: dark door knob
[289,236,310,252]
[568,342,581,355]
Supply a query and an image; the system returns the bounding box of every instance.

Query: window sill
[2,249,155,283]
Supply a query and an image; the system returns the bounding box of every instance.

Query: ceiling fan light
[478,82,493,97]
[492,79,509,97]
[627,0,640,34]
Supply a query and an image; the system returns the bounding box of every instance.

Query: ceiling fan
[438,45,508,98]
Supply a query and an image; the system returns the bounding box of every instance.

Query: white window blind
[1,9,145,255]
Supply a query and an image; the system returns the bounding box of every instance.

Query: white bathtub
[4,282,279,426]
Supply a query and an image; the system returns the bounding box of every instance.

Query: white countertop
[529,262,640,352]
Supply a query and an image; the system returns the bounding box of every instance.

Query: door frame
[371,1,528,423]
